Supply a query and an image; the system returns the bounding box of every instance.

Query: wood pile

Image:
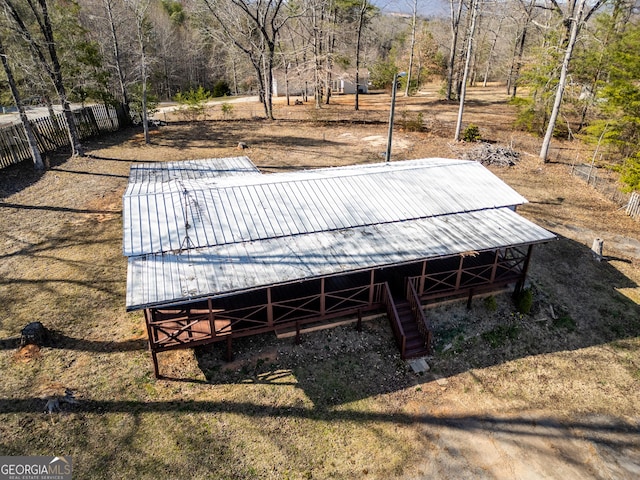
[464,143,520,167]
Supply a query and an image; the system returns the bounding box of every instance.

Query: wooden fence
[0,103,129,169]
[627,192,640,221]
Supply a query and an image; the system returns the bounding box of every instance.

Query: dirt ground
[0,85,639,479]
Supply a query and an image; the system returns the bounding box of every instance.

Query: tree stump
[591,238,604,262]
[20,321,49,347]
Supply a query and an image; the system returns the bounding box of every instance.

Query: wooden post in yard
[591,238,604,262]
[226,336,233,361]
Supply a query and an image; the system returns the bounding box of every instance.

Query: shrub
[462,124,481,142]
[552,315,576,332]
[619,155,640,192]
[400,111,425,132]
[514,288,533,315]
[483,295,498,312]
[174,86,212,120]
[212,80,231,98]
[221,102,234,119]
[481,325,520,348]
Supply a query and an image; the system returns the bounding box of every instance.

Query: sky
[373,0,450,18]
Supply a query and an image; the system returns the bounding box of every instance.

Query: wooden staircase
[393,298,430,359]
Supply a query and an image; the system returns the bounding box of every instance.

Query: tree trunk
[405,0,418,97]
[104,0,130,109]
[540,0,586,162]
[454,0,479,141]
[446,0,465,100]
[0,36,44,170]
[354,0,367,111]
[36,0,84,156]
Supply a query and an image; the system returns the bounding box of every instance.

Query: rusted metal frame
[145,309,160,345]
[272,293,322,323]
[323,285,371,312]
[211,303,267,322]
[458,264,494,287]
[148,315,206,325]
[407,280,432,352]
[153,319,208,347]
[421,269,458,294]
[144,309,161,378]
[495,248,527,279]
[152,336,218,352]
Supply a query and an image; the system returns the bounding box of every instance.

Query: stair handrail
[381,282,406,357]
[407,280,432,353]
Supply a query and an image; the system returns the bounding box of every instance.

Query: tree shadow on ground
[0,332,146,352]
[187,236,639,408]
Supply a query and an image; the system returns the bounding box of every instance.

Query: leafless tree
[2,0,84,156]
[0,32,44,169]
[539,0,609,162]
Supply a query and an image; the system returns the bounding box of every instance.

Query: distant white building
[272,69,369,97]
[331,75,368,95]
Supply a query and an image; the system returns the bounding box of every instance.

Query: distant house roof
[124,157,556,310]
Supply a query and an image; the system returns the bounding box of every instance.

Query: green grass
[481,325,521,348]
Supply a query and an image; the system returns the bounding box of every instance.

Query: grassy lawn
[1,87,639,478]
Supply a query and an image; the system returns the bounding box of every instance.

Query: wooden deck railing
[407,280,432,354]
[378,282,406,358]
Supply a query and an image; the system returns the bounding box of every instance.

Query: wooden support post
[356,308,362,332]
[520,245,534,286]
[368,270,375,305]
[591,238,604,262]
[267,287,274,327]
[490,250,499,282]
[455,255,464,290]
[208,299,216,337]
[419,260,427,296]
[295,321,301,345]
[151,350,160,379]
[466,288,474,310]
[226,336,233,362]
[320,278,326,317]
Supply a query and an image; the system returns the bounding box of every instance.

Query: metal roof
[123,158,529,257]
[123,157,556,311]
[125,156,260,195]
[126,207,556,310]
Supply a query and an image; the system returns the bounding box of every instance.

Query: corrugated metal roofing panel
[123,158,530,256]
[126,207,556,310]
[125,156,260,195]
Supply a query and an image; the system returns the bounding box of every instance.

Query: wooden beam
[320,278,326,317]
[490,249,499,282]
[368,270,375,305]
[455,255,464,290]
[208,298,216,338]
[226,336,233,361]
[267,287,274,327]
[419,260,426,296]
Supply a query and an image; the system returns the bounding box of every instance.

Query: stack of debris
[464,143,520,167]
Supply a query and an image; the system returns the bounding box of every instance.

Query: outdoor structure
[331,76,368,95]
[123,156,556,377]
